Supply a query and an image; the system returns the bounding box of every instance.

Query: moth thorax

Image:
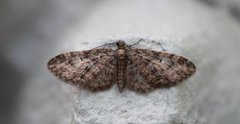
[117,49,126,59]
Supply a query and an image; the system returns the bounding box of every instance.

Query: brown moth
[47,40,196,93]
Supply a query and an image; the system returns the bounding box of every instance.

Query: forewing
[126,59,153,92]
[47,48,117,91]
[127,49,196,90]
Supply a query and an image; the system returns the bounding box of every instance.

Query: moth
[47,40,196,93]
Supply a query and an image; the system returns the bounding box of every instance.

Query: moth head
[116,40,126,49]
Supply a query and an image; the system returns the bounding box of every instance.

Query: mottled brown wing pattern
[126,49,196,92]
[47,48,116,91]
[126,59,153,92]
[48,40,196,93]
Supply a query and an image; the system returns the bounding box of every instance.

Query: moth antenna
[129,38,144,47]
[93,41,118,49]
[150,40,166,51]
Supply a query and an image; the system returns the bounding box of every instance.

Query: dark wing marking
[47,48,117,91]
[126,49,196,91]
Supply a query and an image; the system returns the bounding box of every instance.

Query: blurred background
[0,0,240,124]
